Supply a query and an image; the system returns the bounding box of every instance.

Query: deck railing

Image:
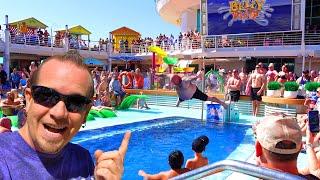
[172,159,304,180]
[1,30,319,55]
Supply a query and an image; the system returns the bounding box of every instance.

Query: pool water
[72,117,254,179]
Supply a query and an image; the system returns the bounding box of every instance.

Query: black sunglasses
[31,85,91,113]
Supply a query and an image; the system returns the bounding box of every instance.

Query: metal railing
[171,160,304,180]
[2,30,320,55]
[203,31,305,49]
[131,38,202,54]
[203,31,320,49]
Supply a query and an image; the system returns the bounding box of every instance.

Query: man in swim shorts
[171,74,227,108]
[226,69,241,102]
[246,65,266,116]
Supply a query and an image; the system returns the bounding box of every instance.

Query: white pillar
[301,0,306,71]
[4,15,10,76]
[65,25,69,52]
[180,10,197,33]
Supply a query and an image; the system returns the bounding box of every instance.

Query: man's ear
[24,88,32,112]
[255,141,263,157]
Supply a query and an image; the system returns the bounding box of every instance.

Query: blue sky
[0,0,180,41]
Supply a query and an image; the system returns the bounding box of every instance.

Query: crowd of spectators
[91,66,151,108]
[1,51,320,179]
[131,30,201,53]
[2,22,320,54]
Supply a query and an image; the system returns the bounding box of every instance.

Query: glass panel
[313,0,320,6]
[311,17,320,25]
[312,6,320,16]
[307,0,312,7]
[306,7,311,17]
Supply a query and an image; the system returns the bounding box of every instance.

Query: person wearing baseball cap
[255,115,317,179]
[186,135,209,170]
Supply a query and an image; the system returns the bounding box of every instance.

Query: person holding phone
[299,124,320,178]
[0,51,131,179]
[308,110,320,133]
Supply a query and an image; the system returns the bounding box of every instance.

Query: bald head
[171,75,182,85]
[30,52,94,98]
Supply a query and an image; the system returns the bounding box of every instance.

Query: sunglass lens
[32,86,59,107]
[65,95,88,112]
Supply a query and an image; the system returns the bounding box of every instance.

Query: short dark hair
[264,140,299,162]
[192,135,209,153]
[168,150,184,170]
[30,50,94,98]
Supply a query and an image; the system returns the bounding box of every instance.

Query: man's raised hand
[94,131,131,180]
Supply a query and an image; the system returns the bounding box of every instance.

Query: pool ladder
[171,159,304,180]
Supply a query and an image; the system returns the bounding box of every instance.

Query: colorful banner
[207,0,292,35]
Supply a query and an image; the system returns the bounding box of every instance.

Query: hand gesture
[94,131,131,180]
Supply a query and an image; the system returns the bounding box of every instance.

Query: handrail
[3,30,320,55]
[171,160,304,180]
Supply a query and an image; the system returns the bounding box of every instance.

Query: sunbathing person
[171,74,227,108]
[1,91,23,116]
[138,150,190,180]
[186,135,209,170]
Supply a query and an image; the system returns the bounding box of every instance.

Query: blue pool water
[72,117,254,179]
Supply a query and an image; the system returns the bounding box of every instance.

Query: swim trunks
[229,90,240,102]
[192,88,208,101]
[251,87,262,101]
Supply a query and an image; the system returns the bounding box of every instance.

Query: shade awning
[9,17,48,29]
[84,58,105,66]
[56,25,91,35]
[109,55,143,61]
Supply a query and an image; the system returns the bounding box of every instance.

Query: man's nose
[49,101,68,120]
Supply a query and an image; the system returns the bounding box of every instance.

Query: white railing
[2,30,320,55]
[305,33,320,45]
[172,160,304,180]
[203,31,304,49]
[203,31,320,49]
[130,38,202,54]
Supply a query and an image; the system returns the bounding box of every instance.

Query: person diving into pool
[170,74,228,108]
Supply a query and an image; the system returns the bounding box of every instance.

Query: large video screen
[207,0,292,35]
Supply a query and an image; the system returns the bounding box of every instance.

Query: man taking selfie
[0,51,131,179]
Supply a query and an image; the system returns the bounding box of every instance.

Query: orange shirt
[134,74,144,89]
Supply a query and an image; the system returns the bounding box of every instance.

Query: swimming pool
[72,116,254,179]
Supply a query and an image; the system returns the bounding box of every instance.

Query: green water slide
[86,108,117,121]
[163,56,178,65]
[116,95,148,110]
[205,70,225,92]
[8,115,18,127]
